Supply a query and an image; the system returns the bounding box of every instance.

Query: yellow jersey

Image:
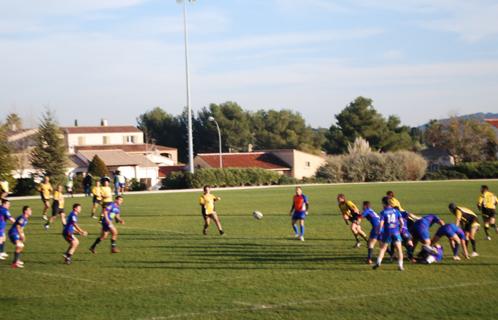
[339,200,359,217]
[92,186,102,200]
[39,183,53,199]
[199,194,220,215]
[478,191,497,210]
[453,206,479,226]
[53,190,65,208]
[388,197,405,212]
[100,186,113,203]
[0,180,9,193]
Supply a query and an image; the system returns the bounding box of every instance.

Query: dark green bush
[453,162,498,179]
[13,178,38,196]
[129,178,147,191]
[423,170,468,180]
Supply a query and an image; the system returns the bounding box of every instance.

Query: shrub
[162,171,189,189]
[453,161,498,179]
[129,178,147,191]
[423,170,468,180]
[392,151,427,181]
[88,155,109,177]
[316,156,343,183]
[278,175,300,185]
[13,177,37,196]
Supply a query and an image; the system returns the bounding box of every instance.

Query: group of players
[0,176,126,268]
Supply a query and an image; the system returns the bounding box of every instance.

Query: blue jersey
[380,207,402,235]
[362,208,380,229]
[0,206,13,230]
[63,211,78,234]
[436,224,466,240]
[9,215,28,237]
[417,214,441,228]
[103,203,121,226]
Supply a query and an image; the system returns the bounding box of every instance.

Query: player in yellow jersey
[38,176,53,221]
[44,185,67,230]
[478,185,498,240]
[91,180,102,219]
[199,186,224,236]
[448,203,480,257]
[337,194,368,248]
[100,178,113,206]
[0,178,9,200]
[386,191,405,212]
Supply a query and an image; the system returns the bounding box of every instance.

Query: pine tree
[88,155,109,178]
[30,110,68,185]
[0,125,15,181]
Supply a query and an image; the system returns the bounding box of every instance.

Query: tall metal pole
[214,120,223,168]
[182,0,195,174]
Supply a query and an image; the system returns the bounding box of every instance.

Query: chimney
[248,144,253,152]
[101,119,108,127]
[74,119,78,127]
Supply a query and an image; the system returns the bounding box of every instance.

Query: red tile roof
[485,119,498,129]
[159,165,186,177]
[197,152,291,170]
[75,144,176,153]
[63,126,141,134]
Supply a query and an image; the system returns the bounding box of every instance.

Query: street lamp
[178,0,195,174]
[208,116,223,168]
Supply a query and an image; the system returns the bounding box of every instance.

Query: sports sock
[354,234,359,242]
[66,253,72,258]
[484,225,490,237]
[398,259,403,268]
[367,248,373,260]
[376,257,382,266]
[300,225,305,236]
[13,252,20,263]
[0,242,4,253]
[453,243,459,256]
[91,238,101,249]
[111,239,117,248]
[470,239,477,252]
[406,245,414,259]
[292,224,299,235]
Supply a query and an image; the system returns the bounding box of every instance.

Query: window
[103,136,110,145]
[305,161,311,167]
[78,136,86,145]
[124,135,136,144]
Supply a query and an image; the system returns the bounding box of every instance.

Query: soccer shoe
[471,252,479,257]
[12,262,24,269]
[354,242,361,248]
[486,236,492,241]
[299,236,304,241]
[0,252,8,259]
[398,265,405,271]
[64,257,72,265]
[202,229,207,235]
[91,215,98,220]
[372,263,380,270]
[453,256,461,261]
[44,224,50,231]
[89,247,96,254]
[219,230,225,236]
[17,260,24,265]
[42,215,48,221]
[0,255,6,261]
[111,247,120,253]
[367,259,373,265]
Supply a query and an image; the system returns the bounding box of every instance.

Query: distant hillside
[419,112,498,129]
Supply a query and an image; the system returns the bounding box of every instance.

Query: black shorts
[102,202,112,208]
[482,208,496,219]
[93,196,102,205]
[348,213,360,223]
[40,194,50,204]
[52,201,65,216]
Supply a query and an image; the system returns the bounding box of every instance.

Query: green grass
[2,180,498,320]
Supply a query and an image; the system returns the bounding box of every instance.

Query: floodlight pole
[208,116,223,168]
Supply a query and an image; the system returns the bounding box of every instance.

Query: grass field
[2,180,498,320]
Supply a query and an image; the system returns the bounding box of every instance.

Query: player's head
[481,185,489,193]
[386,191,394,198]
[337,193,345,203]
[203,185,211,194]
[57,184,63,192]
[295,186,302,195]
[363,201,370,210]
[103,179,109,186]
[44,176,50,183]
[115,195,124,205]
[96,180,101,186]
[382,196,390,207]
[72,203,82,213]
[22,206,32,217]
[1,198,10,209]
[448,202,457,213]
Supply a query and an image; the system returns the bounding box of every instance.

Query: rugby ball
[253,211,264,220]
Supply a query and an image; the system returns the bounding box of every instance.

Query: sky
[0,0,497,128]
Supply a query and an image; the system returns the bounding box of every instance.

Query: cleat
[372,263,380,270]
[294,234,300,239]
[398,266,405,271]
[299,236,304,241]
[0,255,6,261]
[64,258,72,265]
[89,247,96,254]
[219,230,225,236]
[12,262,24,269]
[17,260,24,265]
[44,224,50,230]
[91,215,98,220]
[471,252,479,257]
[453,256,461,261]
[202,229,207,235]
[42,215,48,221]
[111,247,120,254]
[486,236,492,241]
[0,252,8,258]
[367,259,373,265]
[354,242,361,248]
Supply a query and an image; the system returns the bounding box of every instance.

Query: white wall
[66,132,144,154]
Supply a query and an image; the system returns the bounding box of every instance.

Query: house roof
[196,152,291,170]
[77,150,156,167]
[420,147,451,160]
[75,144,176,153]
[159,165,186,177]
[485,119,498,129]
[62,126,141,134]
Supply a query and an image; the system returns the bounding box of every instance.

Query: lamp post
[208,116,223,168]
[178,0,195,173]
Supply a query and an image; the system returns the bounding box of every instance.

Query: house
[194,149,326,179]
[420,147,455,171]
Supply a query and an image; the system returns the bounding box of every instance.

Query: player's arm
[60,212,67,226]
[115,213,125,224]
[460,238,470,259]
[377,219,384,235]
[399,214,405,230]
[477,195,484,211]
[74,223,88,236]
[438,217,445,226]
[17,222,25,241]
[455,210,462,227]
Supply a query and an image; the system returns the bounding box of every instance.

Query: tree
[30,110,68,185]
[424,117,497,163]
[5,113,22,132]
[0,125,15,182]
[88,155,109,177]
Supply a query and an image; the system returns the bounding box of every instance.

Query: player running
[478,185,497,240]
[0,199,15,260]
[373,197,405,271]
[91,180,102,219]
[9,206,32,268]
[89,196,125,254]
[289,186,309,241]
[412,214,445,254]
[199,186,224,236]
[62,204,88,264]
[361,201,380,264]
[448,203,480,257]
[0,178,10,200]
[38,176,53,221]
[337,194,368,248]
[44,185,66,230]
[431,224,470,260]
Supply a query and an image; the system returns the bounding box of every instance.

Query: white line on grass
[140,280,498,320]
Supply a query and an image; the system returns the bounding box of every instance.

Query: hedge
[162,168,281,189]
[423,161,498,180]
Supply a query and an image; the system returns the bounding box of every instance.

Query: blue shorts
[401,228,412,241]
[9,233,20,244]
[0,227,5,237]
[119,183,125,188]
[413,225,430,241]
[63,231,75,242]
[381,232,402,244]
[369,228,380,240]
[102,223,114,232]
[292,211,306,220]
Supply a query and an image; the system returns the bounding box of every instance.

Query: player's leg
[211,213,224,235]
[298,219,305,241]
[110,226,120,253]
[351,223,361,248]
[490,215,497,233]
[90,230,108,253]
[0,234,6,259]
[203,215,211,235]
[367,234,377,264]
[373,241,388,269]
[12,240,24,268]
[483,216,491,239]
[468,225,478,256]
[394,240,404,271]
[65,236,79,264]
[291,218,299,237]
[42,200,50,220]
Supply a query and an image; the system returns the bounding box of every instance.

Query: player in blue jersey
[0,199,15,260]
[361,201,380,264]
[373,197,405,271]
[289,187,309,241]
[62,204,88,265]
[431,224,470,261]
[8,206,32,268]
[415,244,444,264]
[399,211,416,261]
[412,214,445,254]
[89,196,125,254]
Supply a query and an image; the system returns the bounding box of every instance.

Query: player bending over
[478,185,497,240]
[290,187,309,241]
[8,206,32,269]
[431,224,470,260]
[412,214,445,254]
[90,196,125,253]
[361,201,380,264]
[337,194,368,248]
[373,197,405,271]
[386,191,405,212]
[199,186,224,236]
[63,204,88,265]
[0,199,15,260]
[44,185,66,230]
[449,203,479,257]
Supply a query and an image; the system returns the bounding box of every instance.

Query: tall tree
[0,124,15,181]
[30,110,68,185]
[5,113,22,132]
[88,155,109,177]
